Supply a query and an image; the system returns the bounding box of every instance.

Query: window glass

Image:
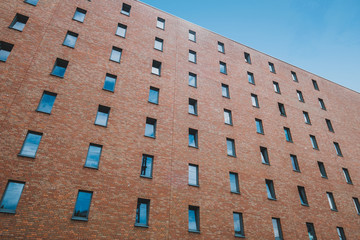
[103,73,117,92]
[9,14,29,31]
[37,91,57,114]
[84,144,102,169]
[149,87,159,104]
[73,8,86,22]
[110,47,122,63]
[0,181,25,213]
[19,131,42,158]
[116,23,127,37]
[141,155,153,178]
[72,191,92,220]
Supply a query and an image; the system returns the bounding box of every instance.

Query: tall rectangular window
[306,222,317,240]
[116,23,127,38]
[222,83,230,98]
[95,105,110,127]
[251,94,259,107]
[63,31,78,48]
[103,73,117,92]
[218,41,225,53]
[135,199,150,227]
[220,61,227,74]
[224,109,232,125]
[188,98,198,115]
[154,37,163,51]
[73,7,87,23]
[342,168,352,184]
[84,143,102,169]
[145,117,157,138]
[72,190,92,221]
[334,142,343,156]
[9,13,29,32]
[19,131,42,158]
[226,138,236,157]
[121,3,131,16]
[156,17,165,29]
[0,41,14,62]
[327,192,337,211]
[325,119,334,132]
[248,72,255,84]
[291,71,298,82]
[189,72,197,87]
[0,181,25,214]
[272,218,283,240]
[110,46,122,63]
[189,50,196,63]
[151,60,161,76]
[318,98,326,110]
[278,103,286,116]
[244,52,251,63]
[298,186,309,206]
[318,161,327,178]
[310,135,319,150]
[149,87,159,104]
[36,91,57,114]
[353,197,360,215]
[290,154,300,172]
[229,172,240,193]
[188,164,199,186]
[303,111,311,124]
[266,179,276,200]
[51,58,69,78]
[297,90,304,102]
[233,212,245,237]
[336,227,346,240]
[312,79,319,90]
[188,128,198,148]
[140,154,153,178]
[273,81,280,93]
[255,118,264,134]
[284,127,292,142]
[24,0,39,6]
[260,147,270,164]
[189,30,196,42]
[269,62,276,73]
[188,206,200,232]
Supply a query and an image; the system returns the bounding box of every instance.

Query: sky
[140,0,360,93]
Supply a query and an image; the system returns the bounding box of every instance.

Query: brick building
[1,0,359,239]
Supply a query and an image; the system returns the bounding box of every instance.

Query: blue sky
[140,0,360,92]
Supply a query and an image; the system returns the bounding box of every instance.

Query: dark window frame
[296,90,304,102]
[269,62,276,73]
[251,94,259,108]
[188,128,198,148]
[255,118,264,134]
[189,50,197,63]
[303,111,311,124]
[148,86,160,104]
[290,154,300,172]
[189,30,196,42]
[273,81,281,93]
[310,135,319,150]
[233,212,245,237]
[266,179,276,200]
[63,31,78,48]
[110,46,122,63]
[218,41,225,53]
[116,23,127,38]
[135,198,150,227]
[154,37,164,51]
[222,83,230,98]
[156,17,165,30]
[224,109,232,125]
[0,41,14,62]
[334,142,343,156]
[140,154,154,178]
[220,61,227,74]
[103,73,117,92]
[342,168,352,184]
[312,79,319,91]
[247,72,255,84]
[298,186,309,206]
[226,138,236,157]
[73,7,87,23]
[94,105,110,127]
[229,172,240,194]
[284,127,293,142]
[51,58,69,78]
[9,13,29,32]
[291,71,298,82]
[188,205,200,233]
[84,143,103,169]
[272,218,283,240]
[0,180,25,214]
[318,161,328,178]
[260,146,270,165]
[121,3,131,16]
[188,98,198,115]
[244,52,251,64]
[326,192,338,211]
[189,72,197,88]
[71,190,93,221]
[151,60,162,76]
[306,222,317,240]
[325,119,334,132]
[278,103,286,116]
[145,117,157,138]
[36,90,57,114]
[18,130,43,158]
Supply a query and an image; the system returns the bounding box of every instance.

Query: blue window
[272,218,283,240]
[84,143,102,169]
[334,142,343,156]
[227,138,236,157]
[73,8,87,23]
[51,58,68,78]
[255,118,264,134]
[284,127,292,142]
[220,61,227,74]
[233,212,245,237]
[260,146,270,164]
[145,117,156,138]
[72,190,92,221]
[0,181,25,214]
[189,72,197,87]
[278,103,286,116]
[36,91,57,114]
[266,179,276,200]
[298,186,309,206]
[148,87,159,104]
[110,46,122,63]
[9,13,29,32]
[290,154,300,172]
[222,83,230,98]
[103,73,117,92]
[135,198,150,227]
[189,50,196,63]
[140,154,153,178]
[306,222,317,240]
[310,135,319,150]
[188,128,198,148]
[24,0,39,6]
[0,41,14,62]
[230,172,240,193]
[63,31,78,48]
[248,72,255,84]
[95,105,110,127]
[19,131,42,158]
[188,205,200,232]
[218,42,225,53]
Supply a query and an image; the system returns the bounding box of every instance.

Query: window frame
[140,154,154,178]
[251,94,259,108]
[94,105,110,127]
[220,61,227,74]
[353,197,360,215]
[188,128,198,148]
[189,30,196,42]
[9,13,29,32]
[84,143,102,169]
[218,41,225,53]
[154,37,164,51]
[188,50,197,63]
[24,0,39,6]
[326,192,338,211]
[18,130,43,158]
[233,212,245,237]
[229,172,240,194]
[148,86,159,104]
[269,62,276,73]
[189,72,197,88]
[303,111,311,124]
[110,46,122,63]
[188,205,200,233]
[318,161,328,179]
[188,98,198,116]
[284,127,293,142]
[336,227,346,240]
[0,180,25,214]
[278,103,286,116]
[306,222,317,240]
[224,109,232,125]
[342,168,352,184]
[273,81,281,93]
[156,17,165,30]
[103,73,117,92]
[63,31,78,48]
[318,98,326,110]
[255,118,264,134]
[151,60,161,76]
[312,79,319,91]
[266,179,276,200]
[298,186,309,206]
[333,142,343,156]
[73,7,87,23]
[116,23,127,38]
[221,83,230,98]
[291,71,298,82]
[226,138,236,157]
[71,190,93,221]
[36,91,57,114]
[121,3,131,16]
[325,119,334,132]
[310,135,319,150]
[244,52,251,64]
[272,218,283,240]
[51,58,69,78]
[135,198,150,227]
[247,72,255,84]
[260,146,270,165]
[188,164,199,187]
[296,90,304,102]
[0,41,14,62]
[290,154,300,172]
[145,117,157,138]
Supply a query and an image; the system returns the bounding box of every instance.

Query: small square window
[220,61,227,74]
[244,52,251,64]
[353,197,360,215]
[233,212,245,237]
[84,143,102,169]
[260,146,270,164]
[189,98,197,115]
[145,117,157,138]
[303,111,311,124]
[298,186,309,206]
[135,199,150,227]
[278,103,286,116]
[24,0,39,6]
[189,128,198,148]
[148,86,159,104]
[0,180,25,214]
[189,50,196,63]
[319,98,326,110]
[296,90,304,102]
[273,81,280,93]
[218,41,225,53]
[318,161,327,178]
[0,41,14,62]
[63,31,78,48]
[255,118,264,134]
[312,79,319,91]
[306,223,317,240]
[222,83,230,98]
[152,60,161,76]
[226,138,236,157]
[251,94,259,108]
[156,17,165,30]
[310,135,319,150]
[140,154,153,178]
[291,71,298,82]
[336,227,346,240]
[334,142,343,156]
[95,105,110,127]
[189,30,196,42]
[51,58,69,78]
[269,62,275,73]
[342,168,352,184]
[266,179,276,200]
[290,154,300,172]
[326,192,337,211]
[284,127,292,142]
[224,109,232,125]
[154,37,163,51]
[272,218,283,240]
[189,72,197,87]
[36,91,57,114]
[19,131,42,158]
[73,8,87,23]
[229,172,240,193]
[9,13,29,32]
[121,3,131,16]
[72,190,92,221]
[325,119,334,132]
[103,73,117,92]
[116,23,127,38]
[188,206,200,232]
[248,72,255,84]
[110,46,122,63]
[188,164,199,186]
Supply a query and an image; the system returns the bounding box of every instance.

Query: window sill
[257,132,264,135]
[275,91,281,94]
[252,106,259,108]
[115,33,125,38]
[24,1,37,6]
[144,135,156,139]
[72,18,84,23]
[331,209,338,212]
[188,145,198,149]
[0,209,16,214]
[35,110,51,115]
[248,82,255,85]
[109,59,121,64]
[102,88,115,93]
[231,191,240,195]
[156,27,164,30]
[134,223,149,228]
[262,162,270,166]
[220,72,227,75]
[225,123,233,126]
[235,233,245,238]
[151,72,161,77]
[305,122,311,125]
[148,101,159,105]
[293,170,301,173]
[337,155,343,157]
[301,203,309,207]
[280,114,287,117]
[154,48,163,52]
[189,113,198,116]
[268,198,277,201]
[313,148,319,151]
[50,73,64,78]
[94,123,107,128]
[62,43,75,49]
[71,216,88,221]
[188,184,199,187]
[140,175,153,179]
[346,182,353,185]
[120,12,130,16]
[189,40,196,43]
[17,154,36,159]
[83,165,98,170]
[189,61,197,64]
[189,85,197,88]
[222,96,230,99]
[321,176,328,179]
[286,140,293,143]
[8,27,23,32]
[227,154,236,158]
[188,230,200,234]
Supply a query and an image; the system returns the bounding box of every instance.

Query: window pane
[136,201,149,225]
[95,111,108,126]
[145,123,155,137]
[73,191,92,219]
[85,144,102,169]
[73,8,86,22]
[189,165,198,185]
[141,155,153,177]
[189,133,196,147]
[227,139,235,156]
[20,132,42,157]
[230,173,239,192]
[189,73,196,87]
[116,24,127,37]
[103,74,116,92]
[188,208,198,231]
[224,110,231,124]
[149,88,159,104]
[0,181,25,212]
[272,218,282,239]
[37,92,56,114]
[63,32,77,48]
[110,48,121,62]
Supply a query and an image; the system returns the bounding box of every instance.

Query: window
[306,222,317,240]
[103,73,117,92]
[140,154,153,178]
[154,37,163,51]
[291,71,298,82]
[272,218,283,240]
[73,8,87,23]
[19,131,42,158]
[244,52,251,64]
[260,147,270,165]
[290,154,300,172]
[233,212,245,237]
[0,181,25,214]
[36,91,57,114]
[188,128,198,148]
[84,143,102,169]
[218,41,225,53]
[24,0,39,6]
[269,62,275,73]
[121,3,131,16]
[116,23,127,38]
[62,31,78,48]
[72,190,92,221]
[222,83,230,98]
[110,46,122,63]
[318,98,326,110]
[273,81,280,93]
[284,127,292,142]
[266,179,276,200]
[327,192,337,211]
[342,168,352,184]
[298,186,309,206]
[318,161,327,178]
[303,111,311,124]
[145,117,156,138]
[189,72,197,87]
[312,80,319,91]
[156,17,165,29]
[325,119,334,132]
[255,118,264,134]
[188,206,200,232]
[188,164,199,186]
[9,13,29,32]
[226,138,236,157]
[148,87,159,104]
[336,227,346,240]
[278,103,286,116]
[333,142,343,156]
[248,72,255,84]
[151,60,161,76]
[220,61,227,74]
[189,30,196,42]
[224,109,232,125]
[135,198,150,227]
[189,50,196,63]
[95,105,110,127]
[229,172,240,193]
[310,135,319,150]
[188,98,197,115]
[251,94,259,107]
[297,90,304,102]
[353,197,360,215]
[0,41,14,62]
[51,58,68,78]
